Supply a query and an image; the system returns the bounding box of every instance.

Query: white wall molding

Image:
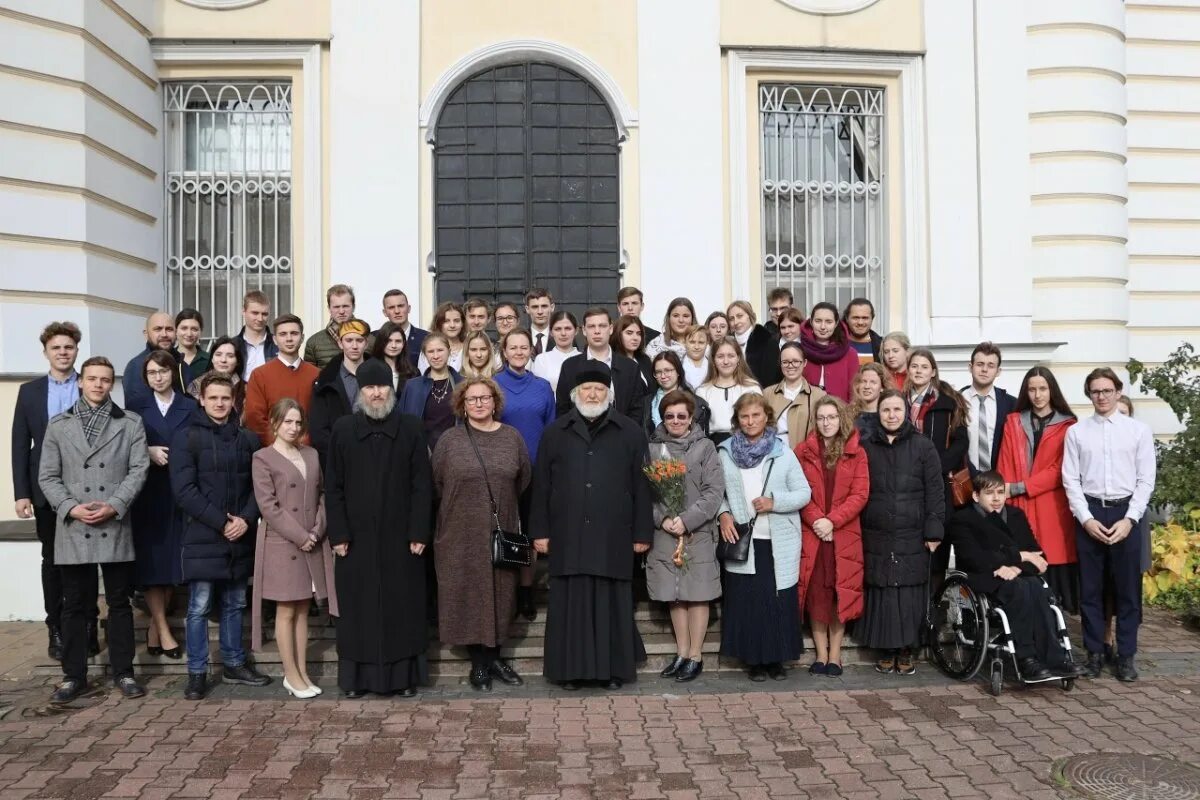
[773,0,882,14]
[420,38,638,142]
[726,48,928,339]
[150,41,324,329]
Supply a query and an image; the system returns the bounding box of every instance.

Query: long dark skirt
[338,654,429,694]
[544,575,646,682]
[860,583,927,651]
[1046,563,1080,615]
[720,540,802,666]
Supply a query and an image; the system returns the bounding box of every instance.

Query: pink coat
[250,445,337,650]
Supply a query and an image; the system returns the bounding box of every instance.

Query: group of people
[11,282,1156,702]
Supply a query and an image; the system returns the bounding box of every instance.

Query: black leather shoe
[517,586,537,621]
[1018,657,1052,681]
[1115,656,1138,682]
[675,659,702,683]
[1050,659,1086,678]
[396,687,417,698]
[1083,651,1104,679]
[342,689,367,699]
[162,646,183,660]
[1104,643,1117,665]
[489,659,523,686]
[767,663,788,681]
[47,627,63,661]
[222,663,271,687]
[51,679,85,704]
[469,667,492,691]
[116,676,145,699]
[748,665,767,682]
[604,678,623,690]
[660,655,685,678]
[184,673,207,701]
[87,623,100,657]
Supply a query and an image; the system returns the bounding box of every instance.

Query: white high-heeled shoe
[283,678,318,699]
[306,682,323,695]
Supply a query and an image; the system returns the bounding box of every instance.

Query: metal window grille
[164,82,293,342]
[760,84,885,321]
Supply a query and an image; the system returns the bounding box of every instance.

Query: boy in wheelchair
[948,471,1080,681]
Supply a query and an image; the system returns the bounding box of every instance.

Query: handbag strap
[736,457,776,524]
[465,425,517,533]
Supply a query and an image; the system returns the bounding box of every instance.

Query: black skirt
[338,654,428,694]
[859,584,927,651]
[1046,563,1080,615]
[720,540,802,666]
[544,575,646,682]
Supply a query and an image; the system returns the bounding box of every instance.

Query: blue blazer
[397,368,462,417]
[11,376,50,506]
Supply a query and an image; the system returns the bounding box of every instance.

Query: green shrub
[1127,343,1200,516]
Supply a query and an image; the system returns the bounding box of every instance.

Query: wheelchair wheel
[989,661,1004,697]
[928,574,989,681]
[1062,678,1075,692]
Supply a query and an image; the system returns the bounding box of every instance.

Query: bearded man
[531,361,654,690]
[325,359,433,698]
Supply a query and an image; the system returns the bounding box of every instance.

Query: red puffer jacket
[796,429,869,623]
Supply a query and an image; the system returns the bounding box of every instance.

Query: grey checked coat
[38,404,150,565]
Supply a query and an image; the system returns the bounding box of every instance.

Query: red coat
[796,430,869,623]
[995,412,1077,565]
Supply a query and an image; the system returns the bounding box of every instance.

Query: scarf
[74,396,112,445]
[798,320,851,365]
[729,427,777,468]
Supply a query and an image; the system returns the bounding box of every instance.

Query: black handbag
[717,460,774,563]
[466,425,533,569]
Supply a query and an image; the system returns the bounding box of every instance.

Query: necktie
[535,332,544,356]
[976,394,991,471]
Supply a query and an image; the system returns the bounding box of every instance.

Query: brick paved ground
[0,608,1197,799]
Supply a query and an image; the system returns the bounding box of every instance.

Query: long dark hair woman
[185,335,245,414]
[798,302,861,403]
[612,314,654,389]
[859,389,945,676]
[370,321,418,394]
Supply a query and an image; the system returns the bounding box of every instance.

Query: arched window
[432,62,621,319]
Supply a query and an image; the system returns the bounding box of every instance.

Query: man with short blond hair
[304,284,358,369]
[233,290,277,380]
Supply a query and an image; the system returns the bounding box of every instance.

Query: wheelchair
[927,570,1077,696]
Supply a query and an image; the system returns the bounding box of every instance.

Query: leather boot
[47,626,64,661]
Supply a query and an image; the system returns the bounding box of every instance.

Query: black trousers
[61,562,135,684]
[34,503,97,629]
[993,576,1063,665]
[1076,499,1141,657]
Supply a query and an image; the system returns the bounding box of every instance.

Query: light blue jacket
[717,437,811,590]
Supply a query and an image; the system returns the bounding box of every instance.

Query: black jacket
[11,376,52,506]
[916,390,969,514]
[860,421,946,587]
[309,355,355,467]
[233,326,278,373]
[743,324,782,388]
[530,409,653,580]
[170,408,260,582]
[949,505,1040,595]
[555,354,648,423]
[959,386,1016,476]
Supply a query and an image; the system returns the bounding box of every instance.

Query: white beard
[573,396,612,420]
[354,390,396,420]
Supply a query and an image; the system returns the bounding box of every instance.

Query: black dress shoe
[116,676,146,699]
[748,665,767,682]
[489,659,523,686]
[47,627,63,661]
[51,679,86,704]
[184,673,207,701]
[675,659,702,683]
[223,663,271,687]
[604,678,623,690]
[87,623,100,657]
[517,586,537,621]
[396,687,417,698]
[162,646,183,660]
[146,645,164,657]
[660,655,686,678]
[342,688,367,699]
[1115,656,1138,682]
[1017,657,1052,681]
[767,663,788,681]
[1082,651,1104,679]
[469,667,493,691]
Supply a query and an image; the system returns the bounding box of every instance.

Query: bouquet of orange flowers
[643,458,689,568]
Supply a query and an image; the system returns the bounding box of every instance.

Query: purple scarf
[729,428,778,468]
[799,320,851,365]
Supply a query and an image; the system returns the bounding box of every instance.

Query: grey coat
[38,404,150,565]
[646,423,725,602]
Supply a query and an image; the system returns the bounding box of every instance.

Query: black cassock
[325,411,433,692]
[531,410,653,682]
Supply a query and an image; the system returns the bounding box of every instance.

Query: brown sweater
[242,357,320,445]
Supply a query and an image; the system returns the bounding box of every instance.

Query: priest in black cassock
[325,359,433,698]
[531,361,653,690]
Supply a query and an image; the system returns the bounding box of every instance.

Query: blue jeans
[186,579,248,674]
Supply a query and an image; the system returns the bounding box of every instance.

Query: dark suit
[961,386,1015,477]
[405,325,428,368]
[10,376,96,628]
[555,354,647,424]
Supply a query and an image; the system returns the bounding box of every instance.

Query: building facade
[1,0,1196,546]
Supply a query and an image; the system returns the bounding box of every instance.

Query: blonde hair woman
[461,330,498,379]
[695,337,761,446]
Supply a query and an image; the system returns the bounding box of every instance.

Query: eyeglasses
[770,306,789,314]
[1089,389,1116,398]
[780,360,804,368]
[815,415,840,424]
[495,315,518,323]
[464,396,494,405]
[664,413,689,421]
[145,369,172,378]
[653,370,677,378]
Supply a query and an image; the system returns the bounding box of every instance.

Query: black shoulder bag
[717,459,775,563]
[466,426,533,569]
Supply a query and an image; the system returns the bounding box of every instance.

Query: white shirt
[242,337,266,379]
[418,347,464,375]
[963,385,998,471]
[530,325,551,356]
[277,353,303,370]
[1062,411,1157,524]
[774,384,802,444]
[645,335,685,360]
[683,357,709,391]
[738,463,771,540]
[734,328,751,349]
[585,346,613,368]
[531,347,578,394]
[695,383,762,434]
[154,391,174,418]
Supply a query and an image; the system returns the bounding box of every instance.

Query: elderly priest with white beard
[531,361,654,690]
[325,359,433,698]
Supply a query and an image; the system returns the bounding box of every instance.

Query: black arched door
[433,62,621,320]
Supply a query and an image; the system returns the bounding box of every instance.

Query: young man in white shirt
[1062,367,1156,682]
[233,290,277,380]
[960,342,1015,477]
[524,288,555,356]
